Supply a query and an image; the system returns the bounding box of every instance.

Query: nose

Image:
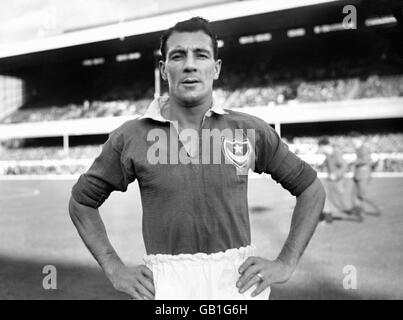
[183,54,197,72]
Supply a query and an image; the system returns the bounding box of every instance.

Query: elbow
[68,196,89,231]
[298,177,326,205]
[68,196,79,223]
[68,195,99,225]
[69,195,87,224]
[312,177,326,203]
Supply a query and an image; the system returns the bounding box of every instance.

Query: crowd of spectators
[2,158,403,175]
[289,133,403,154]
[1,74,402,124]
[1,51,403,124]
[0,144,101,161]
[2,165,88,175]
[1,133,403,175]
[0,99,152,124]
[309,158,403,174]
[2,133,402,160]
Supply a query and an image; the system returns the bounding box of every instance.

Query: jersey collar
[139,95,227,123]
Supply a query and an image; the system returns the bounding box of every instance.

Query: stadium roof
[0,0,343,59]
[0,0,401,71]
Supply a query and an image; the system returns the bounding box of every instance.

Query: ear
[213,59,222,80]
[160,60,168,81]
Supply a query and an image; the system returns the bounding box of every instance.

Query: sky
[0,0,228,44]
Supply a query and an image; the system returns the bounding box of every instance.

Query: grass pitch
[0,177,402,299]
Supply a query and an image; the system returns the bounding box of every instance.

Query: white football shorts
[143,245,271,300]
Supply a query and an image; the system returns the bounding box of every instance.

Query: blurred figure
[318,137,362,223]
[350,132,381,216]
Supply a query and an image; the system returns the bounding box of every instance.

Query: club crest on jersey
[222,137,252,169]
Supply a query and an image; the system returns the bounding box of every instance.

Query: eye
[170,54,183,60]
[197,53,208,59]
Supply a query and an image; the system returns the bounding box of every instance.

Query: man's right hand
[107,263,155,300]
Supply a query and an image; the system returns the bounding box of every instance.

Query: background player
[350,132,382,216]
[318,137,362,223]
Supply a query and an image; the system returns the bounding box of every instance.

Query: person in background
[318,137,362,223]
[350,132,381,216]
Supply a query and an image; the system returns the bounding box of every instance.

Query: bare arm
[277,177,326,268]
[69,196,155,300]
[69,196,121,274]
[237,177,326,296]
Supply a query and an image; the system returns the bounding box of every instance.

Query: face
[160,31,221,107]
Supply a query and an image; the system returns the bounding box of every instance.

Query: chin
[178,93,204,106]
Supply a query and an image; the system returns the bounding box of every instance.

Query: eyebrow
[194,48,211,55]
[168,47,212,57]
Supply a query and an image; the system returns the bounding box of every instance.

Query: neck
[165,95,213,129]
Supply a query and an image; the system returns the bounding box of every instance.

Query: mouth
[181,78,200,85]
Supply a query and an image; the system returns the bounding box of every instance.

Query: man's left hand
[236,257,295,297]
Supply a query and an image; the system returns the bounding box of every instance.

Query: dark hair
[159,17,218,61]
[318,137,330,146]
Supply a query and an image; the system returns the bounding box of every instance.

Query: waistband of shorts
[143,245,255,265]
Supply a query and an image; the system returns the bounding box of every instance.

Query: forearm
[277,178,325,270]
[68,196,123,277]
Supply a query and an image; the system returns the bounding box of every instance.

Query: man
[69,17,325,300]
[350,132,381,216]
[318,137,362,223]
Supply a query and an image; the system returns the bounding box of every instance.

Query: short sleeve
[254,123,317,197]
[71,128,136,208]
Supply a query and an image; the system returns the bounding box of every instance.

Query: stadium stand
[2,71,402,124]
[290,133,403,154]
[1,75,402,124]
[0,99,151,124]
[1,31,403,124]
[0,144,101,161]
[1,1,402,176]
